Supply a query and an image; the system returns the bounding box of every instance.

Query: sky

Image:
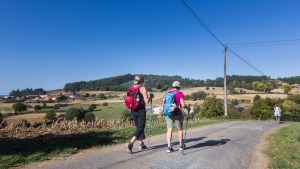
[1,0,300,95]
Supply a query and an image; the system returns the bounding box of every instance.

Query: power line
[228,38,300,46]
[178,0,266,76]
[227,47,266,76]
[229,42,300,48]
[178,0,223,46]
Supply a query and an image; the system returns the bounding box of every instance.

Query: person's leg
[165,116,174,152]
[136,109,147,149]
[174,115,184,150]
[130,110,139,143]
[126,111,137,153]
[132,109,146,141]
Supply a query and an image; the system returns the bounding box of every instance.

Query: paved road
[36,121,290,169]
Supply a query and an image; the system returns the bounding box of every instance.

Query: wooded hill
[63,74,273,93]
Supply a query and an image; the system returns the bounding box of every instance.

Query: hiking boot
[179,144,185,151]
[167,147,174,153]
[139,142,147,150]
[126,142,133,154]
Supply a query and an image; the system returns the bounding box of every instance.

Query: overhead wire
[228,38,300,46]
[178,0,266,76]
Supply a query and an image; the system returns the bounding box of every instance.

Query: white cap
[172,81,181,88]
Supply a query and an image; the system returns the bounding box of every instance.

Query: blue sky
[1,0,300,95]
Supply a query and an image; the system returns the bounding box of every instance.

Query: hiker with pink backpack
[124,75,154,154]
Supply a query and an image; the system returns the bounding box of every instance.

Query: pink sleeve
[175,92,184,107]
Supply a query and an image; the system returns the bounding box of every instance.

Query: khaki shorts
[165,115,184,130]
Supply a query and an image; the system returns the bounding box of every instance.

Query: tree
[201,97,224,118]
[250,98,275,120]
[34,105,42,111]
[98,93,106,100]
[53,104,60,109]
[89,104,97,111]
[281,83,292,94]
[12,102,27,113]
[282,100,296,113]
[231,99,239,106]
[65,108,85,121]
[253,95,261,102]
[45,110,57,121]
[84,112,95,122]
[0,111,3,124]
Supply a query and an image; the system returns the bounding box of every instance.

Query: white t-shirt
[274,106,281,116]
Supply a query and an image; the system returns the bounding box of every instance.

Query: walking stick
[147,96,153,148]
[182,105,191,155]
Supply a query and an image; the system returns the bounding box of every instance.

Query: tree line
[8,75,299,96]
[63,74,275,93]
[9,88,46,97]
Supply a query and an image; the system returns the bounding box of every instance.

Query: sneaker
[126,142,133,154]
[167,147,174,153]
[139,142,147,150]
[179,144,185,151]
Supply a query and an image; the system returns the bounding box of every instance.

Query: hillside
[62,74,273,93]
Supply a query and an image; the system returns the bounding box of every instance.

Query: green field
[57,102,128,120]
[265,124,300,169]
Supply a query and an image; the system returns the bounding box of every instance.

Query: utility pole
[224,44,228,116]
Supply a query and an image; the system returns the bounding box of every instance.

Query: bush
[45,110,57,121]
[53,104,60,109]
[12,102,27,113]
[65,108,84,121]
[0,111,3,124]
[253,95,261,102]
[17,119,31,128]
[103,102,108,106]
[98,93,107,100]
[228,105,241,119]
[281,114,300,122]
[34,105,42,111]
[120,109,131,121]
[250,98,275,120]
[191,91,207,100]
[282,100,296,113]
[200,96,224,118]
[231,99,239,106]
[89,104,97,111]
[84,112,95,122]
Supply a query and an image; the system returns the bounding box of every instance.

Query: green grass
[0,118,231,168]
[265,124,300,169]
[92,103,127,120]
[56,103,127,120]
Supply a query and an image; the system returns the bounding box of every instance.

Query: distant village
[0,94,75,103]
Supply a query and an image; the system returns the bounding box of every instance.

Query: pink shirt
[169,89,184,115]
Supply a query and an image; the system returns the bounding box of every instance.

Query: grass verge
[265,124,300,169]
[0,118,231,168]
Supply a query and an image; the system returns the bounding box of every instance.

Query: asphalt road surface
[35,121,292,169]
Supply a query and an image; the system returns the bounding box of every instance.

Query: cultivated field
[0,87,292,125]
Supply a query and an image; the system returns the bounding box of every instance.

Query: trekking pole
[182,104,191,155]
[147,96,153,148]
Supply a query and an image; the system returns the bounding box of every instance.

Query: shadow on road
[184,138,231,155]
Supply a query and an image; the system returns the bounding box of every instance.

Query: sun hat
[172,81,181,88]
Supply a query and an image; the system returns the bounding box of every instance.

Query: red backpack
[125,85,144,110]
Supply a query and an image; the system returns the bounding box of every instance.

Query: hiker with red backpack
[163,81,191,153]
[125,75,154,154]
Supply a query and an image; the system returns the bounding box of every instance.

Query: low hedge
[281,114,300,122]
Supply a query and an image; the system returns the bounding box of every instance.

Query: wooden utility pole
[224,44,228,116]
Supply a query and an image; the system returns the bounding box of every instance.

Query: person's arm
[140,86,153,104]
